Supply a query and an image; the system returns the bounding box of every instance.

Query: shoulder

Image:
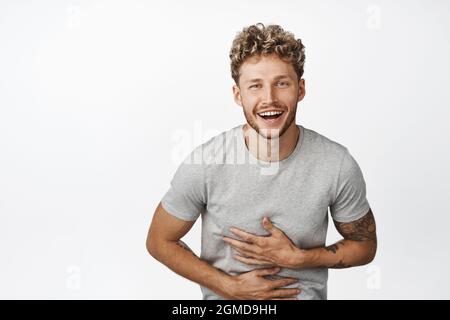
[302,127,366,185]
[301,126,349,163]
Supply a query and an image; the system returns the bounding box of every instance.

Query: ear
[232,84,243,107]
[297,78,306,102]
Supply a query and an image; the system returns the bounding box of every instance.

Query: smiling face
[233,53,305,139]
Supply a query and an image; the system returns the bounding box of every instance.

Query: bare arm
[146,202,233,297]
[299,208,377,269]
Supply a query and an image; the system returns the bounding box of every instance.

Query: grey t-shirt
[161,124,370,300]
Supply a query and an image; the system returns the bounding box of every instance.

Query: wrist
[216,273,237,299]
[291,247,312,269]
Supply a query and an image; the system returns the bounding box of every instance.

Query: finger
[234,254,275,266]
[233,247,257,259]
[270,277,299,288]
[262,217,281,235]
[267,288,301,298]
[254,266,280,277]
[223,236,261,254]
[229,227,262,245]
[233,246,269,261]
[232,247,248,257]
[271,297,298,300]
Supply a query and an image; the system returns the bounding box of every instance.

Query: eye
[249,84,260,89]
[277,81,289,87]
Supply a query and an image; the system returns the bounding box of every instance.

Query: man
[146,23,377,300]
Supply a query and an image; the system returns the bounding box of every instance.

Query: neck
[242,122,300,162]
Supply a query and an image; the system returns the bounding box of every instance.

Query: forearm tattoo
[320,209,377,268]
[324,243,342,254]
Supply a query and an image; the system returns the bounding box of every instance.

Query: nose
[263,86,277,105]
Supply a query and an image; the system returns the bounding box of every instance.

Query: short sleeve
[160,147,207,222]
[330,149,370,223]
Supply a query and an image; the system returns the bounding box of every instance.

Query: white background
[1,0,449,299]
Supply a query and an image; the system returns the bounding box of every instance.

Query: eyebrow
[245,75,291,84]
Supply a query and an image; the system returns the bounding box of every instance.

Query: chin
[259,129,281,139]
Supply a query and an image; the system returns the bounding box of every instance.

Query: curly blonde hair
[229,23,305,86]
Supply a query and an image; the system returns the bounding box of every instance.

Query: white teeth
[258,111,283,116]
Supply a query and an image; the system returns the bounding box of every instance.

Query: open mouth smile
[257,110,285,124]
